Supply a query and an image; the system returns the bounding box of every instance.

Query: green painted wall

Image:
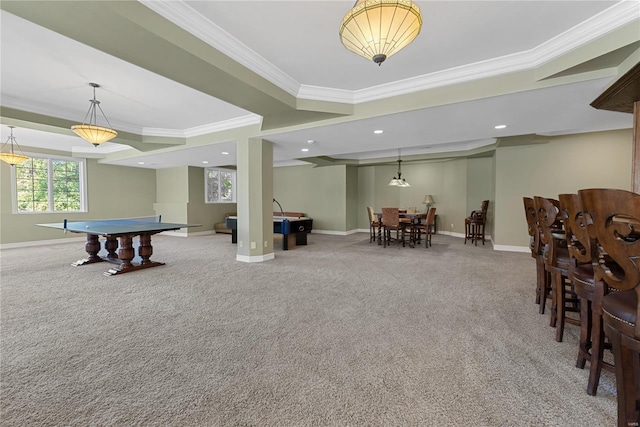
[494,129,632,248]
[346,165,359,232]
[1,128,632,250]
[0,159,156,244]
[154,166,189,223]
[357,158,490,236]
[467,157,494,238]
[154,166,236,233]
[273,164,347,232]
[490,153,497,240]
[187,166,233,232]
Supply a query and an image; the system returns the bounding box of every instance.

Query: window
[13,155,86,213]
[205,168,236,203]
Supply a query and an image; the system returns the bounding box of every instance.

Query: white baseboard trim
[1,229,215,250]
[236,252,275,263]
[190,230,215,237]
[0,230,530,255]
[493,244,530,253]
[312,229,359,236]
[436,231,467,239]
[160,230,214,237]
[0,236,86,250]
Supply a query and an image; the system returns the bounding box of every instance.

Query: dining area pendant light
[389,149,410,187]
[71,83,117,146]
[0,126,29,166]
[339,0,423,66]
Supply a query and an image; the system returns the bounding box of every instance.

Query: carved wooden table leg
[104,236,119,260]
[104,233,165,275]
[117,235,135,271]
[72,234,102,266]
[138,233,153,265]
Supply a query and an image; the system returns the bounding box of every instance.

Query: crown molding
[4,92,263,140]
[139,0,301,97]
[405,138,497,157]
[9,1,636,142]
[1,95,144,135]
[185,114,262,137]
[72,143,131,155]
[296,85,355,103]
[303,1,640,104]
[140,128,185,138]
[139,1,638,106]
[529,0,640,67]
[142,114,262,137]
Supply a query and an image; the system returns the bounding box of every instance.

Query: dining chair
[381,207,407,248]
[523,197,550,311]
[559,193,613,395]
[413,207,436,248]
[534,196,579,342]
[579,188,640,427]
[366,206,380,243]
[464,200,489,245]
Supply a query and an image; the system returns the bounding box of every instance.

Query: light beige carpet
[0,233,616,426]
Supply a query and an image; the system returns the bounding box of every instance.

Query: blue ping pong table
[38,217,200,276]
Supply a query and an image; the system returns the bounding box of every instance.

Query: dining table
[375,211,427,247]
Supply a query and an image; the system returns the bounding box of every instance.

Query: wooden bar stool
[580,188,640,427]
[535,196,579,342]
[559,193,613,395]
[523,197,551,312]
[464,200,489,245]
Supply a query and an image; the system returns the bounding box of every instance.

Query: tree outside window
[205,168,236,203]
[14,156,85,213]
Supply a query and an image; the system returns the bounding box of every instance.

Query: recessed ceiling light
[494,125,507,129]
[374,130,384,134]
[221,151,229,155]
[137,161,145,165]
[202,161,209,164]
[301,148,310,152]
[307,140,315,144]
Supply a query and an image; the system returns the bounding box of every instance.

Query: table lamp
[422,195,434,212]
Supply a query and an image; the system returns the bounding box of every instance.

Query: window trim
[11,153,88,214]
[204,167,237,204]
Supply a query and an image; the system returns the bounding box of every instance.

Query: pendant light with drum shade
[71,83,117,146]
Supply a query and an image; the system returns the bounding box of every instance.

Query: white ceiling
[1,1,637,169]
[182,0,616,90]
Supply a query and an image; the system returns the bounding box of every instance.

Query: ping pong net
[63,215,162,231]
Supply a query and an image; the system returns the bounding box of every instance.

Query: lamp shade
[340,0,423,65]
[71,124,117,146]
[1,126,29,166]
[422,195,434,204]
[0,152,29,166]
